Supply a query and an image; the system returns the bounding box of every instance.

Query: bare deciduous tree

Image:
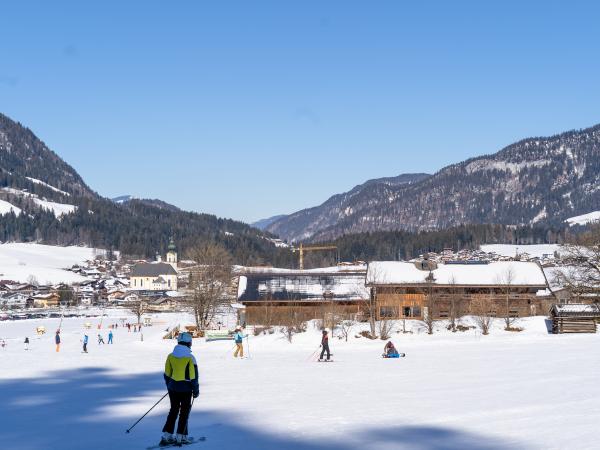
[338,319,355,342]
[472,297,494,335]
[423,271,437,335]
[186,243,233,329]
[377,319,395,340]
[280,302,307,343]
[498,267,517,330]
[128,297,147,326]
[447,276,463,332]
[555,225,600,301]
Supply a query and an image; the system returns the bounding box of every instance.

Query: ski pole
[306,347,320,361]
[125,392,168,433]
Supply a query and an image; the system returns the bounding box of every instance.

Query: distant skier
[55,330,61,352]
[160,332,199,447]
[24,337,29,351]
[383,341,399,358]
[108,330,113,344]
[319,329,331,361]
[233,326,246,358]
[98,333,105,345]
[82,334,89,353]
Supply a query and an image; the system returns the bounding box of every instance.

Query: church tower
[166,238,178,270]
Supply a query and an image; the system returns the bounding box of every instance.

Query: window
[379,306,398,318]
[439,310,449,318]
[168,279,171,287]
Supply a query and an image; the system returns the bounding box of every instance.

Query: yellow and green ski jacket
[164,344,199,394]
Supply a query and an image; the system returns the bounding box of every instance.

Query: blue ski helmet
[178,332,193,344]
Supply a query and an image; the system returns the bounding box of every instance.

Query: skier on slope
[108,330,113,344]
[160,332,199,446]
[82,334,89,353]
[233,326,247,358]
[319,329,331,361]
[55,330,61,352]
[24,337,29,351]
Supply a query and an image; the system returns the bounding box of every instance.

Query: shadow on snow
[0,367,526,450]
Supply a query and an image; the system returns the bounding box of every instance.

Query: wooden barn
[550,304,600,334]
[366,260,550,320]
[237,265,368,325]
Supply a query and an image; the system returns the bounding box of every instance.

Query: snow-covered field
[0,243,103,284]
[566,210,600,226]
[1,310,599,450]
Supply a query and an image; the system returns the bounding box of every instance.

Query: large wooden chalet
[366,260,550,320]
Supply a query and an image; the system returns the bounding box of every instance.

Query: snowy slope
[25,177,70,196]
[0,199,21,216]
[1,187,76,217]
[0,243,103,284]
[0,311,598,450]
[565,210,600,226]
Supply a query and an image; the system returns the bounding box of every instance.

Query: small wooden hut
[550,304,600,334]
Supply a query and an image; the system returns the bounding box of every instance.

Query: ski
[146,436,206,449]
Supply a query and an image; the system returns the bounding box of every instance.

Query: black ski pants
[320,342,330,360]
[162,390,192,435]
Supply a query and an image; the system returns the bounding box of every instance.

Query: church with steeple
[129,238,179,291]
[166,238,178,270]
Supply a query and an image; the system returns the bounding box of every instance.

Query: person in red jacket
[319,329,331,361]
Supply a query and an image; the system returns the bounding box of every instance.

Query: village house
[32,292,61,308]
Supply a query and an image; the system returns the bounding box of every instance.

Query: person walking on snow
[24,337,29,351]
[160,332,199,446]
[55,330,61,352]
[319,329,331,361]
[233,326,246,358]
[82,334,89,353]
[98,334,105,345]
[108,330,113,344]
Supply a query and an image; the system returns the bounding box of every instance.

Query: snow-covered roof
[367,261,547,286]
[239,264,367,275]
[237,266,369,302]
[552,304,600,314]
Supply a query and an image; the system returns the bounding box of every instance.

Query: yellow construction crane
[293,243,338,270]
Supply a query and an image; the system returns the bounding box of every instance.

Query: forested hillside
[0,113,293,265]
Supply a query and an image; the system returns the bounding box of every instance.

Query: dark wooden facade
[372,285,550,320]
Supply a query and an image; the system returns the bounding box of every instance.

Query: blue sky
[1,1,600,223]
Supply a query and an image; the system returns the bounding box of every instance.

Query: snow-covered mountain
[264,173,430,242]
[267,125,600,242]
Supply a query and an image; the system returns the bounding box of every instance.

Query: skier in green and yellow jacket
[160,332,199,446]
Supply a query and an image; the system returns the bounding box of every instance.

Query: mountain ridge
[266,124,600,242]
